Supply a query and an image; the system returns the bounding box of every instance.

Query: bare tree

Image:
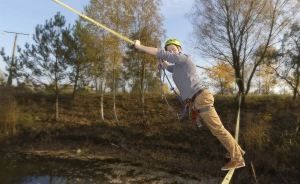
[273,22,300,99]
[187,0,300,104]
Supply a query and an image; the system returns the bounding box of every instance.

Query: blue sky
[0,0,205,76]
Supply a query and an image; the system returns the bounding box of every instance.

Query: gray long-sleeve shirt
[156,49,203,100]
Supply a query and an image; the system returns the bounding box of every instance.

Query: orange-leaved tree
[203,60,235,94]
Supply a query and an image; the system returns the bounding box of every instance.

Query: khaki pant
[193,89,245,161]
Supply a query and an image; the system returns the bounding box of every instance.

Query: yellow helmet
[164,38,181,51]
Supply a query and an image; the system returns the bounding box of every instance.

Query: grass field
[1,87,300,183]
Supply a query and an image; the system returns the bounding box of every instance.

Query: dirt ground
[1,139,223,184]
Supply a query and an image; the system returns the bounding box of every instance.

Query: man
[134,38,245,171]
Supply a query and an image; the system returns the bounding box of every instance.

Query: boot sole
[221,163,245,171]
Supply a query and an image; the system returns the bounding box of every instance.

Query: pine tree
[19,12,71,121]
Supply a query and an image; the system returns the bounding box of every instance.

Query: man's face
[166,44,180,54]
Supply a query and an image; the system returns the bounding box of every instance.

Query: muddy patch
[0,150,222,184]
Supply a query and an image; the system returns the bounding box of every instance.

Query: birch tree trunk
[112,63,119,126]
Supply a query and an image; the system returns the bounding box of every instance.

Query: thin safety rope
[158,60,187,120]
[159,63,179,118]
[52,0,134,44]
[159,60,185,106]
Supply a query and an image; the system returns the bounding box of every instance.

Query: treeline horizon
[1,0,300,111]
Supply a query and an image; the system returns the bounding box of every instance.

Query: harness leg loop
[195,106,214,128]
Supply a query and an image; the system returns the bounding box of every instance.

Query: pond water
[0,151,221,184]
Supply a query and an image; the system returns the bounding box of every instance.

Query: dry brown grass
[0,87,18,138]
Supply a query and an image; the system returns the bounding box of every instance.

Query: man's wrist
[135,44,141,50]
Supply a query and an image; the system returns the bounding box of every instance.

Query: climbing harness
[158,59,189,121]
[194,106,215,127]
[158,60,214,125]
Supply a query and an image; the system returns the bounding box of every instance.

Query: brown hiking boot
[221,160,245,171]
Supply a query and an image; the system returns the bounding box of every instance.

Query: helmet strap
[177,46,182,53]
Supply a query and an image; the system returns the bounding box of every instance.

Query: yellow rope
[221,94,242,184]
[52,0,135,44]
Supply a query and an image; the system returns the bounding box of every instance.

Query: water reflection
[0,151,220,184]
[0,151,114,184]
